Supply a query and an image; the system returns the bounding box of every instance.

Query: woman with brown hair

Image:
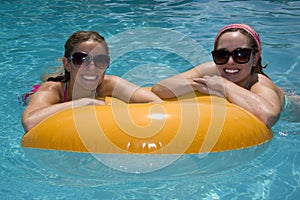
[22,30,161,131]
[152,24,287,128]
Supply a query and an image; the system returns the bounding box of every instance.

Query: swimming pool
[1,0,299,199]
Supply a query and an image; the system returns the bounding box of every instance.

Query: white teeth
[225,69,239,73]
[82,75,97,80]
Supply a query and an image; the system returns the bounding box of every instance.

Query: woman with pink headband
[152,24,289,128]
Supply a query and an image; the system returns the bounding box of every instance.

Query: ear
[252,51,261,66]
[63,57,72,72]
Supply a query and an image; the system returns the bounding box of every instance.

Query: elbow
[259,113,280,129]
[151,84,175,99]
[129,89,163,104]
[22,121,31,132]
[151,84,163,97]
[22,117,37,132]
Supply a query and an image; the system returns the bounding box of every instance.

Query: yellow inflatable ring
[21,92,273,154]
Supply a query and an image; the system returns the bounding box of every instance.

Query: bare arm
[152,60,284,127]
[151,62,217,98]
[22,82,105,132]
[193,75,285,128]
[228,77,284,128]
[98,75,162,103]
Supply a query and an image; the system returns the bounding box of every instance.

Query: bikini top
[20,83,67,105]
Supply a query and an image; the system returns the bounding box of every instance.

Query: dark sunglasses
[68,52,110,69]
[211,48,253,65]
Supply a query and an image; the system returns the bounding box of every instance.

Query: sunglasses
[211,48,253,65]
[68,52,110,69]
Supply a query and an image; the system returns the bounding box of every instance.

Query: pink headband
[214,24,262,52]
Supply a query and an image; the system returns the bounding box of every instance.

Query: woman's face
[215,31,257,86]
[66,40,109,90]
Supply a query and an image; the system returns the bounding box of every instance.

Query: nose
[85,58,97,69]
[227,55,235,65]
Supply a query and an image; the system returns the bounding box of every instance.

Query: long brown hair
[47,31,108,82]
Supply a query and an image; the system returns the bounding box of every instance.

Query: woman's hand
[192,76,227,98]
[23,96,106,132]
[72,98,106,107]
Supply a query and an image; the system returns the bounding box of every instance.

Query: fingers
[90,99,106,105]
[193,75,211,83]
[191,81,209,94]
[193,77,205,83]
[74,98,106,107]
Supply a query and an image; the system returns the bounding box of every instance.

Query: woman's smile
[81,74,99,81]
[223,68,240,76]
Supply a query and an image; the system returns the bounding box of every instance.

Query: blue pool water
[1,0,300,199]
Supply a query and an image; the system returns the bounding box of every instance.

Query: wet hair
[214,28,269,78]
[46,31,108,82]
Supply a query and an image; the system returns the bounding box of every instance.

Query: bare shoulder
[103,75,121,83]
[38,81,63,92]
[29,81,63,105]
[169,61,216,79]
[193,61,218,77]
[97,75,122,96]
[254,74,283,93]
[252,74,285,106]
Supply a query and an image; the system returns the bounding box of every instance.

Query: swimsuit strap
[284,95,290,110]
[19,84,41,106]
[64,83,67,102]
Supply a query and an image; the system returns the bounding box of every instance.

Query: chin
[75,79,100,91]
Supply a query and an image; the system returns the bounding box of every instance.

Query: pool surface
[1,0,299,199]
